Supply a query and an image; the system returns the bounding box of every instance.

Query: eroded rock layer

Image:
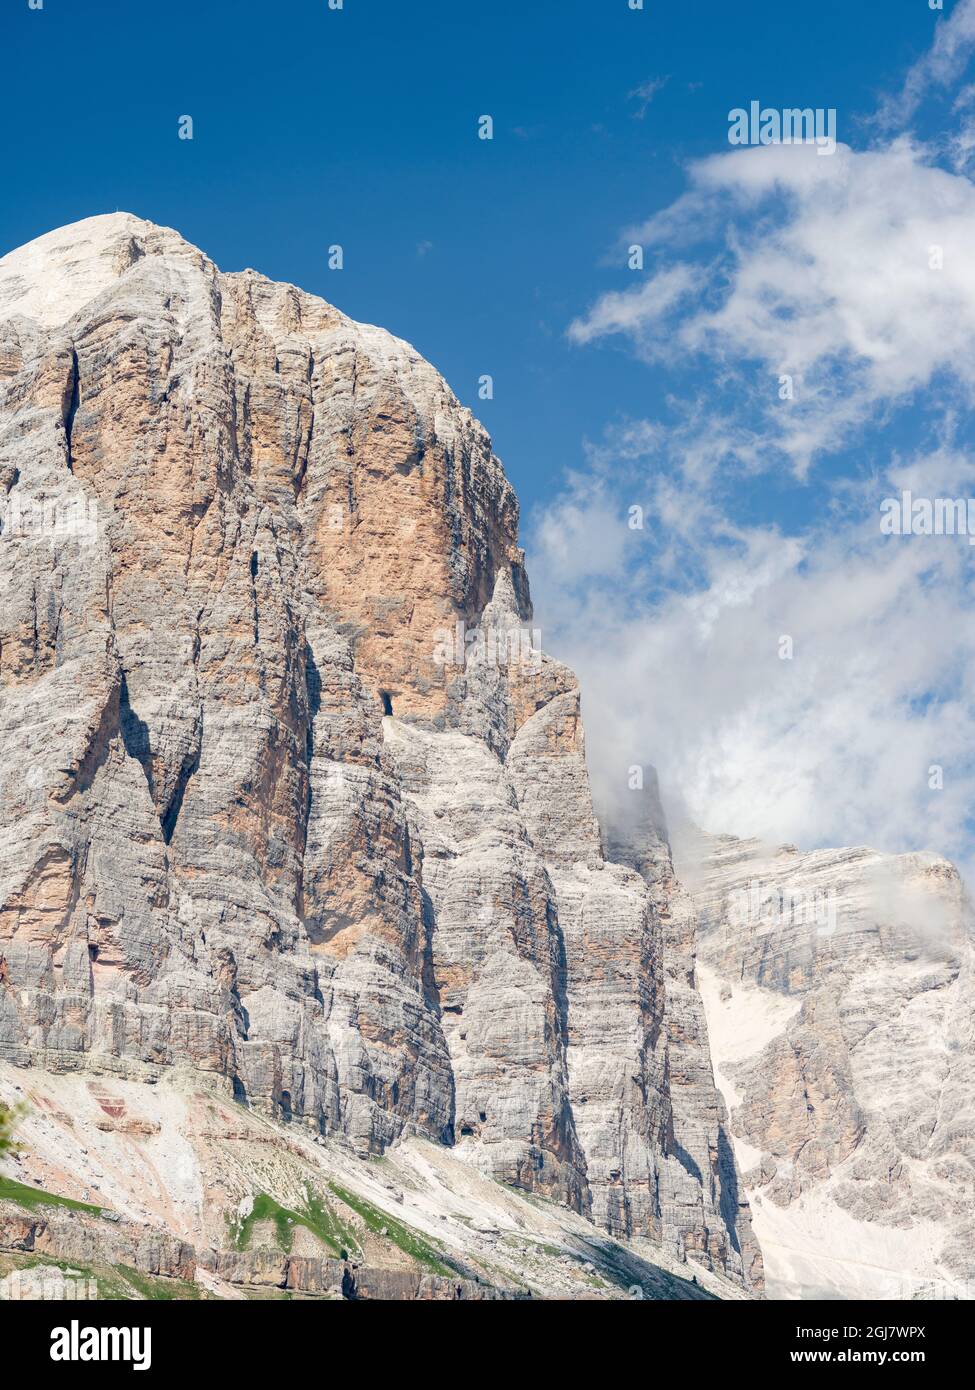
[0,215,758,1288]
[677,829,975,1300]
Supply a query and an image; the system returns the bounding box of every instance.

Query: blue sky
[2,0,944,517]
[7,0,975,878]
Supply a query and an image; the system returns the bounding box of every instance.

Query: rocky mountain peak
[0,216,761,1297]
[5,217,969,1302]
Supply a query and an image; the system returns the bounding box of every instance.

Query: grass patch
[0,1175,105,1216]
[228,1187,357,1258]
[302,1187,358,1257]
[117,1265,202,1301]
[327,1182,456,1277]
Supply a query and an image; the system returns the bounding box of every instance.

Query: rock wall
[676,828,975,1299]
[0,214,758,1288]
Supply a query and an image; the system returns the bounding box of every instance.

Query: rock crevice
[0,214,758,1288]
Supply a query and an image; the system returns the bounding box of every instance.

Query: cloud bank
[532,29,975,886]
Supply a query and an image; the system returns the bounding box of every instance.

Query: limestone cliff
[0,215,758,1294]
[676,828,975,1300]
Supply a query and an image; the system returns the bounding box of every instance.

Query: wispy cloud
[568,262,695,348]
[879,0,975,127]
[568,138,975,476]
[529,450,975,884]
[542,14,975,882]
[628,75,669,119]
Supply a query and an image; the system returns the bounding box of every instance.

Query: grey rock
[676,827,975,1299]
[0,214,758,1289]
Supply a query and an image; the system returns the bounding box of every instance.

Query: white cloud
[947,80,975,173]
[529,461,975,885]
[569,139,975,475]
[567,263,696,348]
[545,20,975,887]
[531,473,632,585]
[882,0,975,126]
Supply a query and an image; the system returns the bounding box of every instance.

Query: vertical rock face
[677,829,975,1299]
[0,214,758,1287]
[603,795,764,1287]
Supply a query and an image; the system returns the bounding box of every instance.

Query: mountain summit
[0,217,971,1301]
[0,215,759,1298]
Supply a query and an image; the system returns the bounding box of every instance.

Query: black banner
[3,1296,967,1375]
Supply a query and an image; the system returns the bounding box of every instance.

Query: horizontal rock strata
[0,214,758,1289]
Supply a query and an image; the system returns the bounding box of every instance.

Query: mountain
[3,215,972,1304]
[0,214,759,1299]
[676,828,975,1301]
